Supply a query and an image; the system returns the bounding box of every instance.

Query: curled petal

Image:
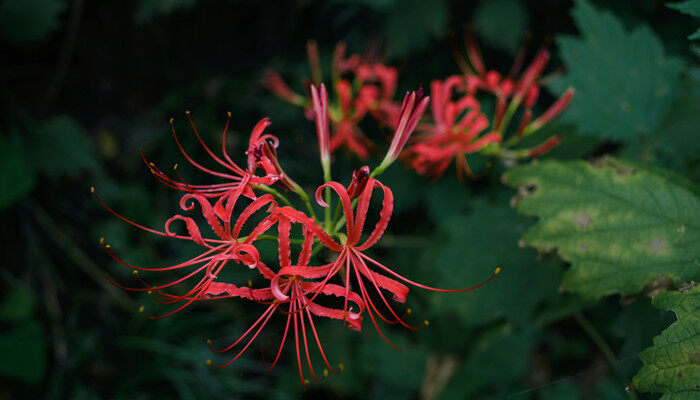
[165,215,209,247]
[180,193,228,240]
[355,180,393,251]
[272,207,342,251]
[232,194,276,239]
[315,181,354,237]
[308,302,362,331]
[205,282,274,301]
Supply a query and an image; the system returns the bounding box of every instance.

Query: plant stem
[253,184,294,207]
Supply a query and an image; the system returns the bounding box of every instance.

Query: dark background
[0,0,697,399]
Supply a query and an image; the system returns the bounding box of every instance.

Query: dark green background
[1,0,697,399]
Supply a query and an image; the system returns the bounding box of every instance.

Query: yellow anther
[90,186,95,193]
[227,111,231,118]
[206,339,212,344]
[494,267,501,274]
[99,237,104,244]
[339,363,344,372]
[147,290,152,294]
[323,369,328,377]
[139,306,145,312]
[304,379,310,385]
[407,308,412,315]
[173,163,178,170]
[105,244,111,249]
[185,110,191,115]
[424,320,430,326]
[132,270,139,275]
[149,162,155,167]
[248,279,252,287]
[169,117,174,123]
[206,359,212,366]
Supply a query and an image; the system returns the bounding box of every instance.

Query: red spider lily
[205,214,365,388]
[268,171,500,348]
[93,185,279,318]
[264,41,399,158]
[405,75,501,179]
[459,36,574,143]
[143,112,296,202]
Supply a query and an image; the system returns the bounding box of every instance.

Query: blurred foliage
[473,0,527,55]
[0,0,65,42]
[552,0,684,142]
[667,0,700,39]
[1,0,699,399]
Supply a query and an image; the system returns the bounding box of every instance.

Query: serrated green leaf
[0,0,65,42]
[503,158,700,299]
[0,136,35,209]
[384,0,448,57]
[668,0,700,40]
[632,287,700,399]
[430,195,561,327]
[474,0,527,55]
[25,115,98,178]
[551,0,684,142]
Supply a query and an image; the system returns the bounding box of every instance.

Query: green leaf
[667,0,700,40]
[0,135,35,209]
[503,158,700,299]
[0,321,47,383]
[429,195,562,327]
[25,115,98,178]
[551,0,684,142]
[474,0,527,55]
[632,287,700,399]
[0,285,36,321]
[0,0,65,42]
[384,0,448,57]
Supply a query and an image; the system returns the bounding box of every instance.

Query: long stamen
[359,251,500,292]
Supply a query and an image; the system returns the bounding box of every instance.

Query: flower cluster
[267,39,573,181]
[264,41,399,159]
[94,84,498,387]
[404,37,575,178]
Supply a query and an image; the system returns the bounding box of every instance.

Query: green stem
[498,98,522,139]
[323,169,332,231]
[574,312,637,400]
[253,184,294,208]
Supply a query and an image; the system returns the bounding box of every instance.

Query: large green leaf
[551,0,684,142]
[0,136,35,209]
[503,158,700,299]
[429,195,562,327]
[668,0,700,40]
[632,287,700,399]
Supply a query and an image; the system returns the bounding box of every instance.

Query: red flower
[268,171,499,347]
[404,76,501,179]
[144,112,287,202]
[206,212,365,388]
[264,41,399,158]
[93,187,278,318]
